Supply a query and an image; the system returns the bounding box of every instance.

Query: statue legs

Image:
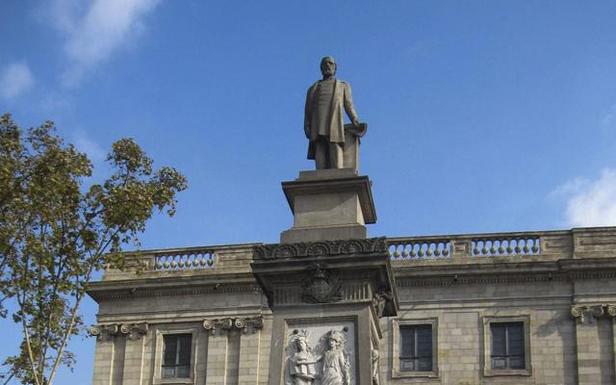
[314,136,343,169]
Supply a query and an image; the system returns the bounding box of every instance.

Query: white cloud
[44,0,161,86]
[553,169,616,227]
[73,132,106,163]
[0,61,35,100]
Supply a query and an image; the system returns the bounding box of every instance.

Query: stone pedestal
[252,238,398,385]
[280,169,376,243]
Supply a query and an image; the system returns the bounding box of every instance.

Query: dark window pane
[400,324,433,372]
[490,322,525,370]
[400,326,415,357]
[492,357,506,369]
[507,324,524,356]
[416,326,432,357]
[417,357,432,371]
[491,324,506,357]
[162,334,192,378]
[178,335,192,365]
[509,356,525,369]
[163,335,178,366]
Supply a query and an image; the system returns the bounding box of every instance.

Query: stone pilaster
[572,305,607,385]
[205,330,228,385]
[119,323,148,385]
[237,324,262,385]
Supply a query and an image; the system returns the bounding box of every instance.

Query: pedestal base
[280,169,376,243]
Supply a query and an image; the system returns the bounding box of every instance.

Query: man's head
[320,56,336,78]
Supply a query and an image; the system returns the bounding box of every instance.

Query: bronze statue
[304,57,363,170]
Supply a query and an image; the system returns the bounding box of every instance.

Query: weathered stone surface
[280,169,376,243]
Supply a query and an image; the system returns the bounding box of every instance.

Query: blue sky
[1,1,616,383]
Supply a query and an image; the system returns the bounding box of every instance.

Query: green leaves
[0,114,187,385]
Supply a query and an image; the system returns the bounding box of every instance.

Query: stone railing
[103,243,258,281]
[152,249,216,271]
[103,227,616,279]
[387,229,574,262]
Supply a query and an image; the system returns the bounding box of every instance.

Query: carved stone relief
[202,316,263,335]
[371,349,380,385]
[89,322,148,341]
[372,290,393,318]
[255,238,387,260]
[284,322,355,385]
[571,304,614,324]
[302,263,342,304]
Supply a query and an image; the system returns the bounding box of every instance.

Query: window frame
[153,327,199,385]
[162,333,192,379]
[392,318,438,378]
[482,315,532,377]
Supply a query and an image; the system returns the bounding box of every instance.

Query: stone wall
[88,227,616,385]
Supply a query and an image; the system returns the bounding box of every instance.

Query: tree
[0,113,188,385]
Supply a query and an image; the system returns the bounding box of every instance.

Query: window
[482,315,531,377]
[392,318,438,378]
[400,325,433,371]
[162,334,192,378]
[490,322,524,370]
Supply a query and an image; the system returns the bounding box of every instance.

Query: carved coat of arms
[301,263,342,303]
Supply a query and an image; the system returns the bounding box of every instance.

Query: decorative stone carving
[371,349,380,385]
[606,304,616,317]
[120,323,149,340]
[202,316,264,335]
[89,324,119,341]
[285,330,318,385]
[255,238,387,260]
[320,329,351,385]
[372,290,393,318]
[284,325,355,385]
[571,305,605,324]
[301,263,342,304]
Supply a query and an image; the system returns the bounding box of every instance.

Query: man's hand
[352,119,360,128]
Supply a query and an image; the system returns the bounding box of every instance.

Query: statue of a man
[304,57,360,169]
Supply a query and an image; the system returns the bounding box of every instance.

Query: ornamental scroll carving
[254,238,387,260]
[202,316,263,335]
[89,322,148,341]
[570,304,616,324]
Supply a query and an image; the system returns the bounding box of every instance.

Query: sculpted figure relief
[320,330,351,385]
[285,332,318,385]
[285,328,352,385]
[304,57,362,170]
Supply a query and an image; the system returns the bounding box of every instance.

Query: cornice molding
[92,283,263,301]
[254,237,387,260]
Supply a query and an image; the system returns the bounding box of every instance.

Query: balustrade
[153,250,216,271]
[388,238,452,260]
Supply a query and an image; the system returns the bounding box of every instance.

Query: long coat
[304,79,359,160]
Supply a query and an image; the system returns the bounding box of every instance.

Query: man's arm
[343,82,360,127]
[304,85,314,138]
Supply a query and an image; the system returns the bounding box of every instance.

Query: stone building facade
[88,170,616,385]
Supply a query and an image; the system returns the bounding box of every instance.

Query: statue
[304,57,365,170]
[285,331,318,385]
[319,330,351,385]
[371,349,380,385]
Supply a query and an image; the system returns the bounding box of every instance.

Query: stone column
[120,323,148,385]
[572,305,604,385]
